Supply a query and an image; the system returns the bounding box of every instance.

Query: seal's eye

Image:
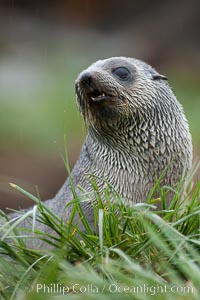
[112,67,130,81]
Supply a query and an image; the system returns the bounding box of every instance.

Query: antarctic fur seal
[5,57,193,248]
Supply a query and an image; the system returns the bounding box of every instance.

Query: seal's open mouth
[90,89,114,103]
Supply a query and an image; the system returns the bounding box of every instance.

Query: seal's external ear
[149,68,168,81]
[152,73,168,81]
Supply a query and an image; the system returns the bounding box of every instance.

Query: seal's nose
[79,72,92,86]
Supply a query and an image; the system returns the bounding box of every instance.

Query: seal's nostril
[80,72,92,86]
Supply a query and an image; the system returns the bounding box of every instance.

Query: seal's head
[75,57,168,130]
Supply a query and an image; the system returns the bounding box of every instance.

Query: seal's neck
[87,122,138,154]
[81,131,151,203]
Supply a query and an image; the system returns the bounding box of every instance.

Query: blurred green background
[0,0,199,210]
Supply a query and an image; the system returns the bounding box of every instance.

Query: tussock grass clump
[0,165,200,300]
